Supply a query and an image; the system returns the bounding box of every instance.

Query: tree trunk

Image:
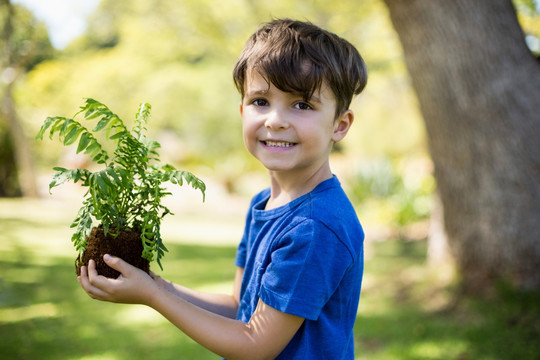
[1,79,38,197]
[1,0,38,197]
[383,0,540,291]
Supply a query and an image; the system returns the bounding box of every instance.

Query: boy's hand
[150,271,171,289]
[78,254,158,306]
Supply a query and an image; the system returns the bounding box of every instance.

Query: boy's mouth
[263,140,297,148]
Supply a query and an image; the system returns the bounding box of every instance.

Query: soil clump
[75,226,150,278]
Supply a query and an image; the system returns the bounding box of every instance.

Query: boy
[78,19,368,359]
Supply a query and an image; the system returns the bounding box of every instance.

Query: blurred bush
[346,157,435,234]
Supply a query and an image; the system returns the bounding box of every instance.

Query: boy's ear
[239,103,244,116]
[332,110,354,143]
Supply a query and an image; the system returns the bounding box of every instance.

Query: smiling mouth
[263,140,297,148]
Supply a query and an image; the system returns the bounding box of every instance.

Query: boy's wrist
[143,279,164,308]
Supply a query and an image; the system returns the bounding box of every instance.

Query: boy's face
[240,70,353,178]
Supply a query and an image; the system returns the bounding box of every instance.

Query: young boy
[78,19,368,359]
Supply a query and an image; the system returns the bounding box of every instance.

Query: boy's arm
[149,267,244,319]
[78,255,303,360]
[150,280,303,360]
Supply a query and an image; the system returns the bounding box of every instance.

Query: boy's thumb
[103,254,125,272]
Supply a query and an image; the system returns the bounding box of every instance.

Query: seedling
[36,98,205,277]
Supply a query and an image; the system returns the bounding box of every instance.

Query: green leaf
[73,169,83,183]
[161,164,175,172]
[60,118,75,137]
[173,172,184,186]
[84,141,98,155]
[84,141,108,163]
[99,170,115,189]
[76,132,91,153]
[93,116,111,132]
[36,117,56,140]
[63,126,83,145]
[49,118,66,138]
[48,167,85,193]
[109,130,126,140]
[105,167,121,184]
[95,174,108,194]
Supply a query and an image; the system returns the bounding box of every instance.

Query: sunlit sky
[13,0,101,49]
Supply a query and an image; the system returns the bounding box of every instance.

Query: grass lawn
[1,197,538,359]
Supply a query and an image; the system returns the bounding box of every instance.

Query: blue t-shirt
[234,176,364,359]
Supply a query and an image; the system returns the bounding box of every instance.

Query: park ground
[0,177,539,359]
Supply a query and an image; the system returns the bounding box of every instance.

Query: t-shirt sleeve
[235,238,247,268]
[235,191,266,268]
[235,214,250,268]
[258,219,354,320]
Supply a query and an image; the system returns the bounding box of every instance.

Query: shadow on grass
[356,299,540,360]
[1,206,538,359]
[0,243,235,360]
[355,240,540,360]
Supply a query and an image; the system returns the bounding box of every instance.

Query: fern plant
[36,98,206,270]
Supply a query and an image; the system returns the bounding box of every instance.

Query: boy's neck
[265,163,333,210]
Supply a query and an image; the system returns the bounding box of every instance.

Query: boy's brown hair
[233,19,368,118]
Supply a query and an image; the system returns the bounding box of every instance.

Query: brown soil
[75,226,150,278]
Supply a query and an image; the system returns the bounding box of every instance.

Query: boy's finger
[79,265,109,300]
[87,259,100,279]
[103,254,130,274]
[87,260,113,290]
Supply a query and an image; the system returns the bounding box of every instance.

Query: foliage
[9,0,538,195]
[347,158,434,229]
[18,0,409,172]
[0,1,54,70]
[0,1,55,197]
[36,98,206,269]
[513,0,540,55]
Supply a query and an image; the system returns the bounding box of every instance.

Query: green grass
[355,240,540,360]
[1,198,539,359]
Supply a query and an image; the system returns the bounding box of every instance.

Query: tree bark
[383,0,540,291]
[1,0,38,197]
[1,79,38,197]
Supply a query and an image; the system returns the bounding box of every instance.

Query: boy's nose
[264,109,289,130]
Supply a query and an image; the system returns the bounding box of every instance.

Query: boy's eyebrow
[245,89,269,97]
[307,94,321,103]
[294,93,322,104]
[245,89,322,104]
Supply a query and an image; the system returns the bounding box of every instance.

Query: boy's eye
[294,102,313,110]
[252,99,268,106]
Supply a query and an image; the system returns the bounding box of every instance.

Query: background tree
[0,0,53,196]
[23,0,426,198]
[383,0,540,292]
